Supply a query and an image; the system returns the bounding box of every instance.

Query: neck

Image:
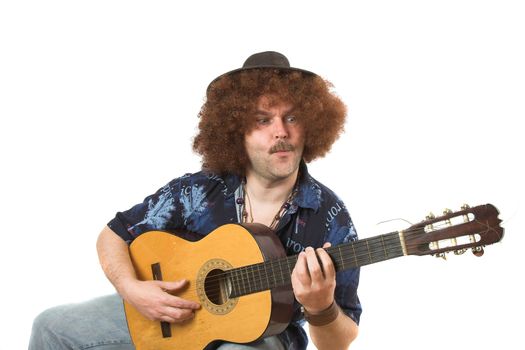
[244,169,299,204]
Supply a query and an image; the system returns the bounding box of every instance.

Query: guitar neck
[229,231,404,298]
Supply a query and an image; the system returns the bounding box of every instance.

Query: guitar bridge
[151,263,172,338]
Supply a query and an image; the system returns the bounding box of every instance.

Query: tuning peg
[454,249,467,255]
[472,246,484,257]
[461,203,470,210]
[426,212,436,220]
[435,252,447,260]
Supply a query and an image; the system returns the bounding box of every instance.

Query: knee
[29,305,69,347]
[32,305,63,330]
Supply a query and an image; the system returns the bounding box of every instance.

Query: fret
[244,267,250,294]
[232,268,239,297]
[370,236,389,263]
[270,261,277,289]
[352,239,379,266]
[266,262,274,289]
[351,243,358,268]
[258,263,268,292]
[356,241,370,266]
[285,256,295,284]
[372,233,403,263]
[258,265,264,293]
[263,262,270,290]
[382,232,404,257]
[363,236,386,264]
[338,246,345,270]
[256,265,262,292]
[237,269,243,296]
[231,270,239,297]
[284,258,291,285]
[249,264,258,293]
[277,260,284,286]
[252,265,258,293]
[365,240,372,264]
[244,266,252,294]
[380,235,388,258]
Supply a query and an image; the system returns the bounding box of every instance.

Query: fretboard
[228,231,404,298]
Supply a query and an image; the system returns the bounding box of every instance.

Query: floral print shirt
[108,162,361,350]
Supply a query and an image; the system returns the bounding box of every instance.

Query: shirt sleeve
[107,178,184,243]
[326,204,362,325]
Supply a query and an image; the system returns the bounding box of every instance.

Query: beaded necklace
[237,179,298,230]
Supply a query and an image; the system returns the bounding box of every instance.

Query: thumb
[156,280,201,309]
[157,279,188,292]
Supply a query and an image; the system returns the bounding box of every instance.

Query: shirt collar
[293,161,322,211]
[221,160,321,211]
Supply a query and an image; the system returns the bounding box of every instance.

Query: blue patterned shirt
[108,163,361,350]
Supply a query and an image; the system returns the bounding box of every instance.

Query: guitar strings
[186,232,469,301]
[174,219,487,299]
[202,218,472,282]
[195,234,406,299]
[164,219,490,300]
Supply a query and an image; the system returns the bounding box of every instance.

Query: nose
[273,118,288,139]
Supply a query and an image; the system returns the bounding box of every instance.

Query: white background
[1,1,523,349]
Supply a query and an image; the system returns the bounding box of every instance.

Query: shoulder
[298,170,344,210]
[166,170,240,197]
[295,161,346,212]
[304,174,358,244]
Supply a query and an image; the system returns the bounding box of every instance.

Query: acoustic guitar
[124,203,503,350]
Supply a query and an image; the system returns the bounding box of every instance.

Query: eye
[256,117,270,125]
[286,115,297,123]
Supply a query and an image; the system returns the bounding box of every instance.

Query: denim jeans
[29,293,285,350]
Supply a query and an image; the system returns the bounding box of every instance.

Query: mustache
[270,141,295,153]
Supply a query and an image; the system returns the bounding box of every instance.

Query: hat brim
[207,66,317,95]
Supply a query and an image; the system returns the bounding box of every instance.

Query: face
[244,95,305,182]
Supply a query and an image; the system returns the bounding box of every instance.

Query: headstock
[403,204,504,258]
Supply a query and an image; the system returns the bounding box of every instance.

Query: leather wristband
[302,302,340,326]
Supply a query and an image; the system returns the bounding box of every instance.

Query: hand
[291,242,336,313]
[123,279,201,323]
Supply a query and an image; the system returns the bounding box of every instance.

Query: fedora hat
[207,51,317,93]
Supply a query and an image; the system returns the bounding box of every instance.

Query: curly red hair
[192,69,347,176]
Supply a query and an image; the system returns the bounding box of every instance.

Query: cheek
[291,126,306,143]
[246,130,269,145]
[244,134,265,156]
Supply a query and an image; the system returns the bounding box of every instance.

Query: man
[29,51,361,350]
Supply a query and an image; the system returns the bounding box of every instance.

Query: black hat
[207,51,317,93]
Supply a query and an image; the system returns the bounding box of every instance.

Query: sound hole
[204,269,231,305]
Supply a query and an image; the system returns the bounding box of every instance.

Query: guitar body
[124,223,294,350]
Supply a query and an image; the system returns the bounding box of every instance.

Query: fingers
[158,279,188,293]
[304,247,324,280]
[293,245,336,286]
[153,307,195,323]
[316,246,336,281]
[159,305,197,323]
[138,280,200,323]
[291,244,337,313]
[303,245,335,282]
[294,251,311,285]
[157,280,200,310]
[149,296,199,323]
